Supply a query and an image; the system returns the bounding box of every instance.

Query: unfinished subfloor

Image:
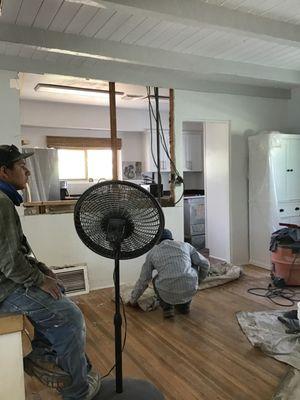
[25,265,289,400]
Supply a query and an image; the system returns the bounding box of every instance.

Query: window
[58,149,113,180]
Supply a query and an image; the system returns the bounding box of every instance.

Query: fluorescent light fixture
[64,1,107,8]
[34,83,124,98]
[122,94,170,102]
[121,94,145,101]
[148,94,170,102]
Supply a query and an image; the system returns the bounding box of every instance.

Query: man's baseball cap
[160,228,173,241]
[0,145,33,167]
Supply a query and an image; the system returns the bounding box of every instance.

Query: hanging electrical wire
[146,86,184,204]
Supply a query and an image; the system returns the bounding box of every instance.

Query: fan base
[95,378,165,399]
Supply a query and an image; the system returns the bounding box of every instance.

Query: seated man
[0,145,101,400]
[129,228,210,318]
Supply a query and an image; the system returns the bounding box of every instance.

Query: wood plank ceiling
[1,0,300,96]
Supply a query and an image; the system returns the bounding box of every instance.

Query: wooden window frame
[46,136,121,150]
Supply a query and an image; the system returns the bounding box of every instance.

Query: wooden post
[109,82,118,180]
[154,87,162,203]
[169,88,175,203]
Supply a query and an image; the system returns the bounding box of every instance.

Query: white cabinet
[183,132,203,171]
[273,137,300,201]
[143,130,170,172]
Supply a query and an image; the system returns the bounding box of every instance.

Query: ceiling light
[121,94,145,101]
[148,94,170,102]
[34,84,124,97]
[122,94,170,102]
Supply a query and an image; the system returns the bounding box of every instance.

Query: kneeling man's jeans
[0,286,89,400]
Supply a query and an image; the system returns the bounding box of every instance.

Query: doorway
[182,120,230,262]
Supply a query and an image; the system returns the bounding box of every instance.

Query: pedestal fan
[74,180,165,400]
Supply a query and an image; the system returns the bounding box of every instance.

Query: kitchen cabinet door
[183,132,203,171]
[143,130,170,172]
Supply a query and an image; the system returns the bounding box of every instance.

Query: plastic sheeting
[198,262,242,290]
[237,310,300,369]
[248,132,287,267]
[249,132,281,232]
[273,368,300,400]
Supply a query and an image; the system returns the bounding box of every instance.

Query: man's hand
[39,276,62,300]
[44,269,65,293]
[44,268,57,279]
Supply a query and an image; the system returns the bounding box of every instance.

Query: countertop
[184,195,205,199]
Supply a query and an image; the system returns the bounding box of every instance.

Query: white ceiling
[18,72,170,109]
[2,1,300,99]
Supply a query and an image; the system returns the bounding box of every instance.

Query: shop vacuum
[270,223,300,286]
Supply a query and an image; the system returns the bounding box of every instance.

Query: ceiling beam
[0,54,291,99]
[0,23,299,86]
[65,0,300,49]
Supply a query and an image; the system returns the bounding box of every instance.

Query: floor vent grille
[51,264,89,296]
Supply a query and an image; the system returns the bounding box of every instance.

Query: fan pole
[114,254,123,393]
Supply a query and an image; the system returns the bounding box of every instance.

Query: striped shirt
[130,240,210,305]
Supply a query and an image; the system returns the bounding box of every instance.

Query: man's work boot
[163,306,175,319]
[24,356,72,391]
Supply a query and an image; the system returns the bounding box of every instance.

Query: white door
[204,121,230,261]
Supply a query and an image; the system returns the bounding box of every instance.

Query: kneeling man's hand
[126,300,139,308]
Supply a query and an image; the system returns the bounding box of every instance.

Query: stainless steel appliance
[60,180,69,200]
[23,148,60,202]
[184,196,205,249]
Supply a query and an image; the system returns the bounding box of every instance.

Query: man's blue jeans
[0,286,90,400]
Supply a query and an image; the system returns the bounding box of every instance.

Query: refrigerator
[23,148,60,202]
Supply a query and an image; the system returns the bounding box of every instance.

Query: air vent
[51,264,89,296]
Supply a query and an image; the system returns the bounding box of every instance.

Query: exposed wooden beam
[169,88,175,205]
[0,54,291,99]
[109,82,118,180]
[66,0,300,49]
[0,23,299,88]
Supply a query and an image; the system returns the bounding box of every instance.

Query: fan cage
[74,180,164,260]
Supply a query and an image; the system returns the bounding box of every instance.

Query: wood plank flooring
[25,265,290,400]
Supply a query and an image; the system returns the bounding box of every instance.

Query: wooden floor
[25,265,289,400]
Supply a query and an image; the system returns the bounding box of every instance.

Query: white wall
[288,88,300,132]
[20,100,168,132]
[175,90,289,265]
[0,71,21,145]
[20,207,183,290]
